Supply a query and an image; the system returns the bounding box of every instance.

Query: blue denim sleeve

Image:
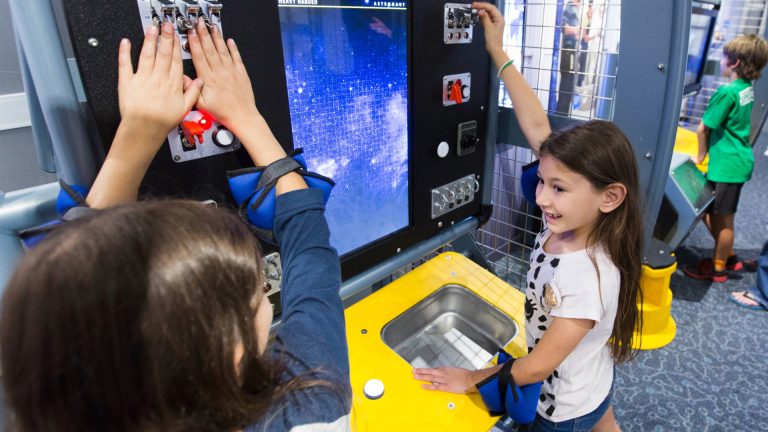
[271,188,350,379]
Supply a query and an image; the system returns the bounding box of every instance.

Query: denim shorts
[527,378,614,432]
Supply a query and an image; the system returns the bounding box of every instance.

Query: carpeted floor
[614,130,768,431]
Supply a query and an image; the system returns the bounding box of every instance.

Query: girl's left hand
[117,22,202,147]
[413,366,476,394]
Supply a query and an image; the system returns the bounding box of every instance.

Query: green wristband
[496,59,515,78]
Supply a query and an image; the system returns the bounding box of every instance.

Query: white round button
[213,127,235,147]
[363,378,385,400]
[437,141,450,158]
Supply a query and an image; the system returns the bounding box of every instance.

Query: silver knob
[213,127,235,147]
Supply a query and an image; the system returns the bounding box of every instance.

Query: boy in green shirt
[684,34,768,282]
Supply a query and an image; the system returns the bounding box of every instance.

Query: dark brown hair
[0,201,322,431]
[539,120,643,364]
[723,34,768,80]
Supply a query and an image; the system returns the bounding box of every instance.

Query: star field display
[278,0,409,255]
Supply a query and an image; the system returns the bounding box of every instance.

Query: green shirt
[702,78,755,183]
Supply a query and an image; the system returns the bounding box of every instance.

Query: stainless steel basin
[381,284,518,370]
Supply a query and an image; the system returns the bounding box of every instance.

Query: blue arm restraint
[520,159,539,206]
[227,148,334,237]
[19,180,90,249]
[475,348,542,424]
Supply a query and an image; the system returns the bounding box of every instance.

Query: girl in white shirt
[414,120,642,432]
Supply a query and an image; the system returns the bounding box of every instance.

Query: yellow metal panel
[346,252,527,431]
[675,126,709,173]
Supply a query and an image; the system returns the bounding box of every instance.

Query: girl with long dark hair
[1,20,350,431]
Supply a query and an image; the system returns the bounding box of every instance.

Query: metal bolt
[451,272,457,277]
[644,152,653,160]
[88,38,99,47]
[438,221,443,228]
[173,155,181,162]
[448,402,456,410]
[480,106,485,111]
[361,329,368,334]
[657,63,665,71]
[396,248,402,253]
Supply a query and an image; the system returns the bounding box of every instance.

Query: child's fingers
[154,22,176,75]
[117,38,134,84]
[209,25,232,62]
[227,39,246,70]
[170,34,183,79]
[137,25,160,74]
[187,30,212,77]
[412,368,444,381]
[182,78,204,113]
[421,383,442,391]
[195,19,222,67]
[183,74,193,91]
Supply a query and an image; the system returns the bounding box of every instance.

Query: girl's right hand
[473,2,505,56]
[186,19,261,139]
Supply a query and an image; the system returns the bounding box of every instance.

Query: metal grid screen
[475,0,622,290]
[680,0,768,129]
[499,0,622,120]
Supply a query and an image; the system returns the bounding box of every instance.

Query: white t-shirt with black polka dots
[525,228,620,422]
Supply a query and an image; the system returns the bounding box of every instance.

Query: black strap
[256,157,302,190]
[58,179,88,207]
[497,358,519,409]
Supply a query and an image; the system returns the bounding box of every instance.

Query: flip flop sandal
[728,291,767,311]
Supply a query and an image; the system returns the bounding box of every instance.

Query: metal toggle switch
[199,0,223,27]
[174,0,201,31]
[150,0,176,26]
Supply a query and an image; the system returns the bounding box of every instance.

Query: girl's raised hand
[472,2,505,56]
[186,19,261,139]
[117,22,202,149]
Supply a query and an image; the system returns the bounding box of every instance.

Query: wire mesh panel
[499,0,622,121]
[681,0,768,128]
[476,0,622,290]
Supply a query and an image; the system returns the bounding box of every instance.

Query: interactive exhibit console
[62,0,493,288]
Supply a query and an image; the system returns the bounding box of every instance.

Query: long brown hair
[0,201,330,431]
[539,120,643,364]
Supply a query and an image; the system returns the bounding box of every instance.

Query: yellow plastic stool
[633,241,677,350]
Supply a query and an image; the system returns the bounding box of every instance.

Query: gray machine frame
[4,0,768,296]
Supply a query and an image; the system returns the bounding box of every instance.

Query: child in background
[1,20,350,432]
[684,34,768,282]
[414,121,642,432]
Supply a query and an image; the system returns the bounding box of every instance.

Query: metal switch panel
[264,252,283,316]
[169,111,241,163]
[136,0,224,60]
[444,3,478,44]
[431,174,479,219]
[443,73,471,106]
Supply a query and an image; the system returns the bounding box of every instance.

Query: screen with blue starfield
[278,0,409,256]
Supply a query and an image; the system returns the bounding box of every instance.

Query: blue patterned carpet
[614,131,768,431]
